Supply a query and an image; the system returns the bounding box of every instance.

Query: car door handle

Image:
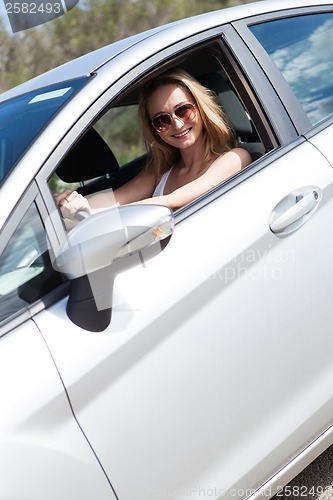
[270,187,321,235]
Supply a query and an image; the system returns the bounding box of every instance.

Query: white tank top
[152,168,173,197]
[152,157,221,197]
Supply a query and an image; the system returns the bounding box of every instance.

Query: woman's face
[148,84,203,151]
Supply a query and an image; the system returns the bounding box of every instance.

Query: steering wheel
[74,210,91,221]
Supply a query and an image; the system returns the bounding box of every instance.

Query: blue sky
[0,2,9,29]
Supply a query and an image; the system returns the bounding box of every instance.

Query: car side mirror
[53,205,174,331]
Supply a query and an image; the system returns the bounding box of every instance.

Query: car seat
[56,127,119,186]
[199,73,265,161]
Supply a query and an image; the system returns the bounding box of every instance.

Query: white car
[1,0,333,498]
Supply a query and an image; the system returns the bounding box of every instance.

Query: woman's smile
[172,127,193,139]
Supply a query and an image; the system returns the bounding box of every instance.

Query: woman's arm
[55,148,250,218]
[129,148,251,210]
[55,166,157,218]
[102,166,157,206]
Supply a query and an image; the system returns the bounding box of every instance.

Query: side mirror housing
[53,205,174,331]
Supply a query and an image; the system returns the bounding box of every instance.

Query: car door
[35,10,333,500]
[37,139,333,500]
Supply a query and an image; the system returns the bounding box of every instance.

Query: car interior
[54,43,266,200]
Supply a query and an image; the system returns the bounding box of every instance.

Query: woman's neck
[179,146,217,175]
[178,137,206,172]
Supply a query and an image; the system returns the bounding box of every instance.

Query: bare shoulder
[212,147,252,167]
[224,147,252,167]
[208,147,252,181]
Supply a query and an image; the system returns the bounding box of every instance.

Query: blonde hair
[138,69,236,177]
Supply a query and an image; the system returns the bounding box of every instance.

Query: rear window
[250,13,333,126]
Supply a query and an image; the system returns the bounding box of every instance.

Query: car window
[250,13,333,126]
[0,203,64,324]
[50,40,267,211]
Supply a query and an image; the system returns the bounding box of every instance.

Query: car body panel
[307,125,333,166]
[0,320,115,499]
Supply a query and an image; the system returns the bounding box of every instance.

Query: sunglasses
[151,103,196,133]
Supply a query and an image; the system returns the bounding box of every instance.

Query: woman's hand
[54,189,92,220]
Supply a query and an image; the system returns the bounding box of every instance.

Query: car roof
[0,0,329,103]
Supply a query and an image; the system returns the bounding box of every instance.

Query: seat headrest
[57,127,119,183]
[200,73,253,140]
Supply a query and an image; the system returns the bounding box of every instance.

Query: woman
[55,69,251,218]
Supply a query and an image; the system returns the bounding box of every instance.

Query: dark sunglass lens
[176,104,195,120]
[153,113,171,131]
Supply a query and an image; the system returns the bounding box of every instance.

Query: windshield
[0,76,90,185]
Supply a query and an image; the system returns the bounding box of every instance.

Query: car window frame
[233,5,333,136]
[220,24,297,148]
[37,24,302,234]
